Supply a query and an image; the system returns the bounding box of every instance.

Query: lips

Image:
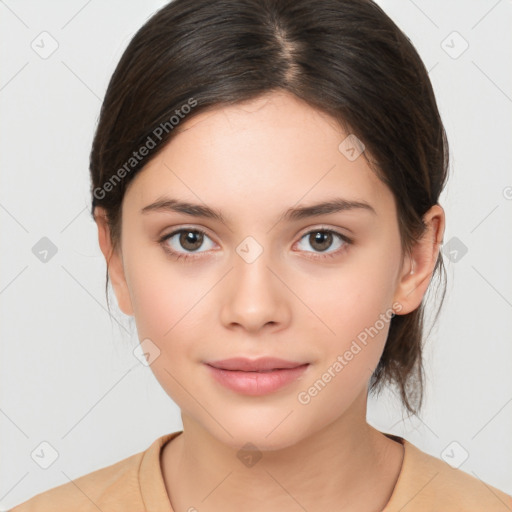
[205,357,307,372]
[205,358,310,395]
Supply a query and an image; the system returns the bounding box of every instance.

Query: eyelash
[158,226,353,262]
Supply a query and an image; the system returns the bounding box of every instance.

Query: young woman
[11,0,512,510]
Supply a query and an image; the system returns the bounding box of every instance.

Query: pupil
[181,231,203,251]
[311,231,332,252]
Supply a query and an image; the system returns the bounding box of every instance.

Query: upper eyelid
[164,223,351,236]
[298,225,351,238]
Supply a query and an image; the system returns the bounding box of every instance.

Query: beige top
[10,430,512,511]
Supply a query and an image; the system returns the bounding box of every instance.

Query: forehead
[124,91,395,223]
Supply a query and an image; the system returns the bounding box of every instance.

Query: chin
[205,415,312,453]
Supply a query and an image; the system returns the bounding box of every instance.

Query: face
[96,91,437,451]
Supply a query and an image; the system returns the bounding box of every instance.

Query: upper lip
[205,357,308,372]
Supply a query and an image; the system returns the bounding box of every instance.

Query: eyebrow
[140,196,376,223]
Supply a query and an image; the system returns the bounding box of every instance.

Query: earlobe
[93,207,134,317]
[393,204,445,315]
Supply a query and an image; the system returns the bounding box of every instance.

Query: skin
[95,90,444,511]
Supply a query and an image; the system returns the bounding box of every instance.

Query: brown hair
[89,0,449,416]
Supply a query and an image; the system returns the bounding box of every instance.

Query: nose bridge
[219,235,289,331]
[233,235,279,303]
[235,241,274,293]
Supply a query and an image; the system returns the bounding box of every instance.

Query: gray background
[1,0,511,508]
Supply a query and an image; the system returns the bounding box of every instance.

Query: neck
[161,392,404,512]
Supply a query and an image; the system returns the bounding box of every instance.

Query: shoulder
[386,438,512,511]
[10,444,147,512]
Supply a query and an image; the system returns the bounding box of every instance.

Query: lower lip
[205,364,310,396]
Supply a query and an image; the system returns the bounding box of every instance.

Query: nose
[219,249,291,334]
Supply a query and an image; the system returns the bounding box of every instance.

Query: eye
[158,228,216,261]
[295,228,352,260]
[158,226,352,262]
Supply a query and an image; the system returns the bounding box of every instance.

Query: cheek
[124,248,206,348]
[296,247,399,383]
[309,252,398,335]
[295,267,395,417]
[125,257,210,404]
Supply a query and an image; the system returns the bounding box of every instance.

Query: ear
[392,204,445,315]
[94,207,134,316]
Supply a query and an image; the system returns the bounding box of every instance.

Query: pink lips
[205,357,310,396]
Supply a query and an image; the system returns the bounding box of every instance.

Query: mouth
[204,357,310,396]
[205,356,308,372]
